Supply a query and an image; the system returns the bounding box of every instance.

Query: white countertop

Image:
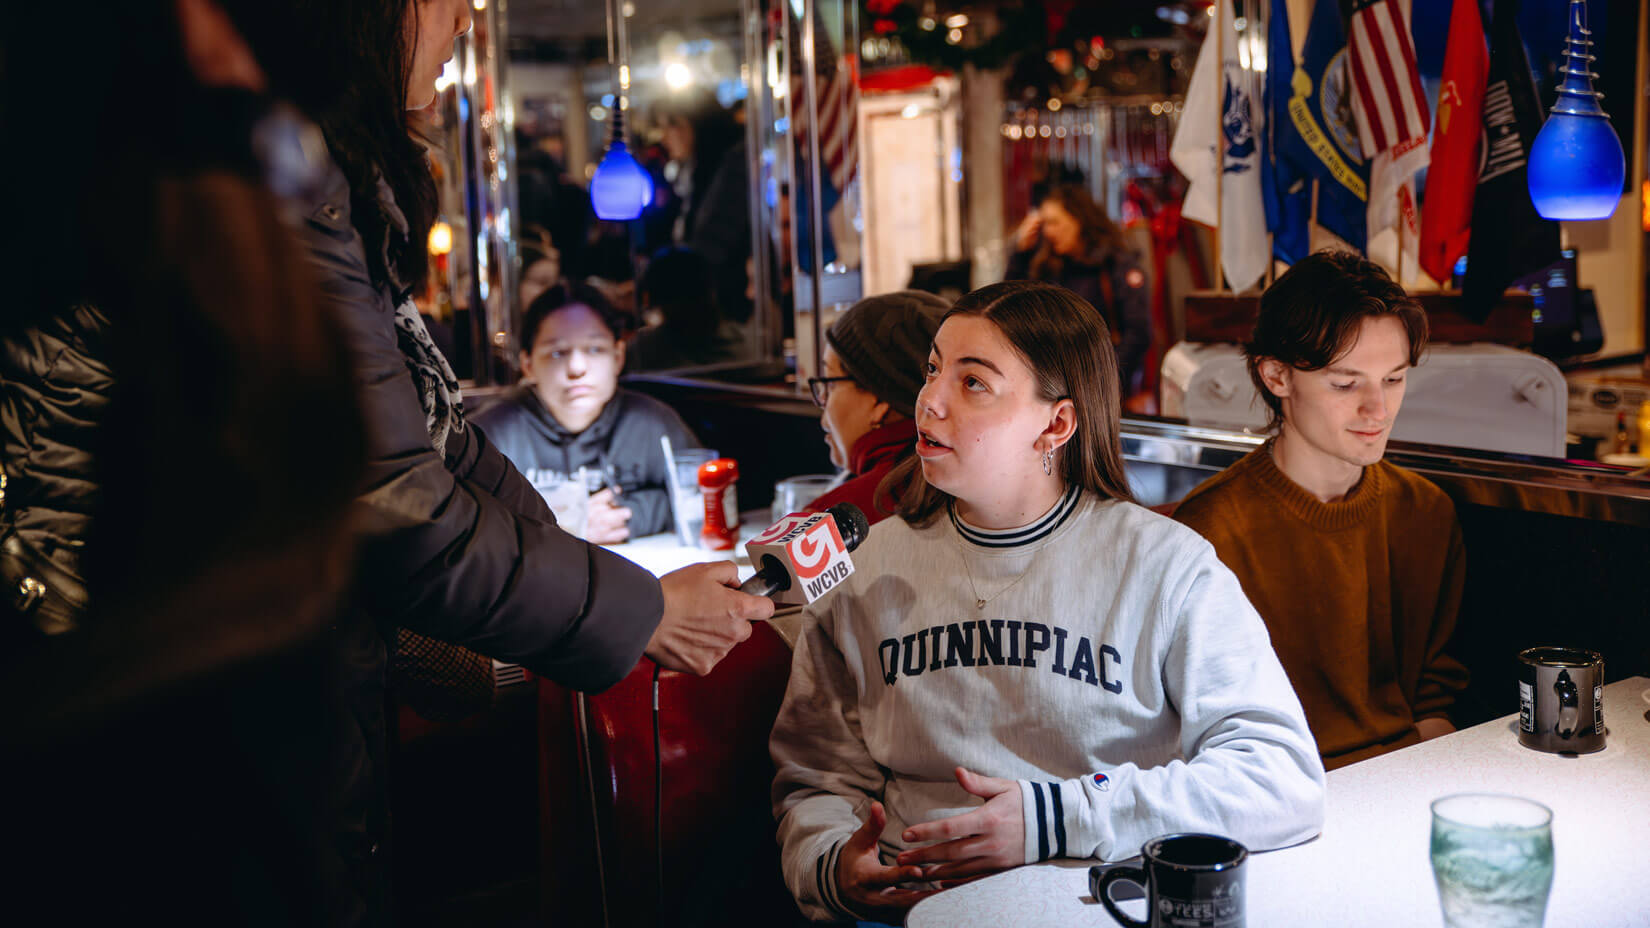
[908,676,1650,928]
[599,513,767,579]
[598,515,805,642]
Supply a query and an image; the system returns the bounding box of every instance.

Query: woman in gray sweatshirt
[771,281,1325,923]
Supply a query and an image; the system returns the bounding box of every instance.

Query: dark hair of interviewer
[218,0,437,289]
[1245,250,1428,430]
[890,280,1136,527]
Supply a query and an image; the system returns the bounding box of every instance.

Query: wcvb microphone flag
[745,512,855,606]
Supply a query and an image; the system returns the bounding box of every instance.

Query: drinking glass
[770,474,839,525]
[528,468,589,539]
[1430,793,1554,928]
[667,448,718,547]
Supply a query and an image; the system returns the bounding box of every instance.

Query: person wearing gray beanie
[804,289,951,524]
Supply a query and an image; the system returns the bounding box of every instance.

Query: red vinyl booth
[538,621,801,926]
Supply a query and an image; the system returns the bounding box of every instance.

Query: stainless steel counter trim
[574,375,1650,523]
[1119,417,1650,525]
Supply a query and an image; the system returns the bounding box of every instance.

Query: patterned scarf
[391,297,465,457]
[375,177,491,720]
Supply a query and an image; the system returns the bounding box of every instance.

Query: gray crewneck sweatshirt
[770,488,1325,921]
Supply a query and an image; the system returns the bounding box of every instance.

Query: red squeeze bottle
[697,458,740,550]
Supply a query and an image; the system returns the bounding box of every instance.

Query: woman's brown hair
[1028,184,1125,280]
[888,280,1136,527]
[1245,250,1428,430]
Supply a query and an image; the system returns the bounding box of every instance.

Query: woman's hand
[1014,213,1043,252]
[836,801,936,920]
[584,488,632,544]
[895,767,1025,884]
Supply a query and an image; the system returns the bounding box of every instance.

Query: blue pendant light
[590,107,653,220]
[1527,0,1625,221]
[589,0,652,221]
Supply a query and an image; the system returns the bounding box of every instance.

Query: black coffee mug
[1517,646,1606,754]
[1093,833,1247,928]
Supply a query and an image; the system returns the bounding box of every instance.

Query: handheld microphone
[738,503,870,604]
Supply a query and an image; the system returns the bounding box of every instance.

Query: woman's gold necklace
[953,540,1038,610]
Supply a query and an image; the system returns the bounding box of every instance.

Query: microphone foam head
[826,503,871,551]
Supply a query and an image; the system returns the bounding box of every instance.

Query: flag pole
[1212,0,1226,294]
[1395,190,1406,288]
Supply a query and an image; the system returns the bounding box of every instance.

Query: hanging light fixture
[1527,0,1625,221]
[589,0,652,220]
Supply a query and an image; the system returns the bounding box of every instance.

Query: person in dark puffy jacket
[207,0,773,921]
[473,281,698,543]
[1006,184,1152,393]
[4,2,364,922]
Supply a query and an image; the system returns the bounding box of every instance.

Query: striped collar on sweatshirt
[949,485,1082,549]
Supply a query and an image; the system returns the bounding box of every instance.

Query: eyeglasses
[807,375,854,408]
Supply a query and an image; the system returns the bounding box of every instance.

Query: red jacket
[804,419,917,526]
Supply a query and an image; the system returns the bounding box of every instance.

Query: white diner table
[907,676,1650,928]
[599,511,768,579]
[599,513,807,641]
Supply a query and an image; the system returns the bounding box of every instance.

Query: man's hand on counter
[647,561,774,675]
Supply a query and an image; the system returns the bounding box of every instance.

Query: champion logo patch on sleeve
[1092,773,1110,791]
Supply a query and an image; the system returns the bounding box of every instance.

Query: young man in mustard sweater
[1174,250,1469,770]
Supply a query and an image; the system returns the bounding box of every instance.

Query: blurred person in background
[209,0,772,921]
[2,0,364,921]
[630,245,752,371]
[1006,183,1150,395]
[804,290,951,525]
[515,128,592,280]
[656,89,752,324]
[518,227,562,308]
[473,282,696,543]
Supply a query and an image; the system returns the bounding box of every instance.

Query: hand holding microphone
[739,503,870,603]
[648,561,771,676]
[646,502,867,676]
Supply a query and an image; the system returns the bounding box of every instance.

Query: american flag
[1347,0,1430,157]
[782,4,859,193]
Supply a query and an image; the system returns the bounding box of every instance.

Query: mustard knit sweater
[1174,447,1470,769]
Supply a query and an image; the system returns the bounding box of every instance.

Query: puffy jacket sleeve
[298,164,661,693]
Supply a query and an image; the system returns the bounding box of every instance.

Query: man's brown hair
[1245,250,1428,429]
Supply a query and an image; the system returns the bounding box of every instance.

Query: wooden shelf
[1183,290,1536,346]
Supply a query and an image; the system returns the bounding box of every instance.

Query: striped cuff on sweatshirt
[1019,780,1070,864]
[812,838,858,920]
